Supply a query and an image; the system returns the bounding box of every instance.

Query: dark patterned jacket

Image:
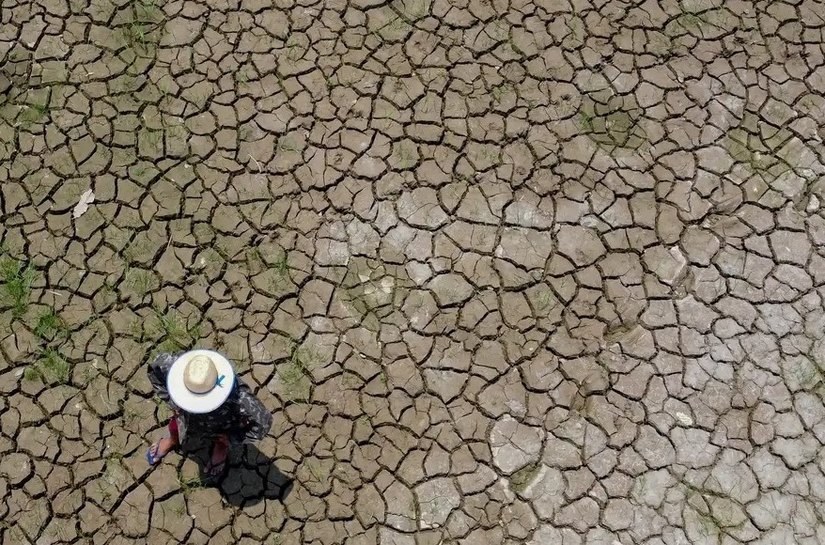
[148,352,272,445]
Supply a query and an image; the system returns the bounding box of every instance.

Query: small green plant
[276,346,317,401]
[578,110,594,133]
[245,247,265,274]
[17,101,49,127]
[178,471,203,494]
[675,13,707,33]
[124,268,154,297]
[723,125,794,182]
[152,309,201,353]
[393,141,417,165]
[0,250,37,317]
[34,308,68,340]
[119,0,166,55]
[279,347,314,383]
[124,23,150,50]
[533,289,556,315]
[37,348,71,384]
[23,367,41,381]
[235,67,253,84]
[272,250,289,276]
[94,481,113,503]
[479,146,501,164]
[160,122,187,146]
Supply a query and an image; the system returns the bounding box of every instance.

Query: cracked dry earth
[5,0,825,544]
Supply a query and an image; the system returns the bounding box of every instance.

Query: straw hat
[167,350,235,413]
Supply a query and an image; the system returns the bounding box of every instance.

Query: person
[146,349,272,479]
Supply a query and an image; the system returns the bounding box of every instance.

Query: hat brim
[167,350,235,414]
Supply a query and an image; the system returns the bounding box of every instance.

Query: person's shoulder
[233,377,265,403]
[232,375,253,395]
[151,352,180,368]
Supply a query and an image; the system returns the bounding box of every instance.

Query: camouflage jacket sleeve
[232,381,273,444]
[147,352,180,406]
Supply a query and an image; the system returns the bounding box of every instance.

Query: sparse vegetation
[24,348,71,384]
[124,267,155,298]
[34,308,68,340]
[235,66,255,84]
[272,250,290,277]
[150,308,202,353]
[16,100,49,127]
[119,0,166,56]
[533,289,556,315]
[178,471,204,495]
[276,346,317,401]
[245,247,265,274]
[0,250,37,317]
[41,348,70,383]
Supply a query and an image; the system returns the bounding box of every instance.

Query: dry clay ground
[3,0,825,543]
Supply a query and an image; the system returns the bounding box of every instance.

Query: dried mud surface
[3,0,825,543]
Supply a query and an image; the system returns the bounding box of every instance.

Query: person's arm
[147,352,179,404]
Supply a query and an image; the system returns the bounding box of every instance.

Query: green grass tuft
[151,309,201,354]
[0,250,37,317]
[35,308,68,340]
[23,349,71,384]
[272,250,289,276]
[17,101,49,126]
[38,348,71,384]
[276,346,317,401]
[178,471,203,494]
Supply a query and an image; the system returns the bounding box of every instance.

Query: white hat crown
[183,355,218,394]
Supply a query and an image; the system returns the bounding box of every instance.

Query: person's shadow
[184,441,293,507]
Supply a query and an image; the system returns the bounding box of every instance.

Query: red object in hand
[168,417,180,441]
